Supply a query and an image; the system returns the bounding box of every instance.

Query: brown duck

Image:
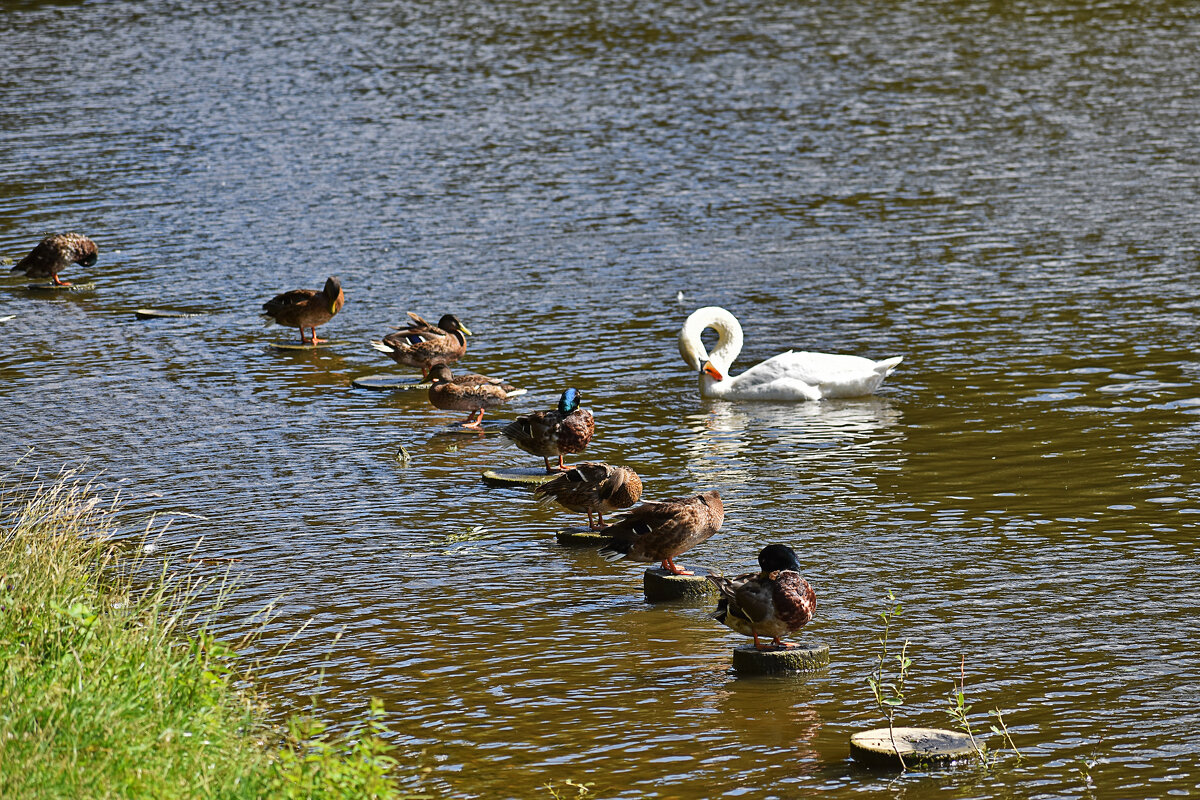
[502,388,594,472]
[262,276,345,344]
[427,363,524,429]
[371,312,471,377]
[598,490,724,575]
[11,233,98,286]
[708,544,816,650]
[534,462,643,530]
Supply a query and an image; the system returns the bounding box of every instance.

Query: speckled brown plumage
[502,388,594,472]
[598,490,723,575]
[427,363,522,428]
[11,233,98,286]
[371,312,471,376]
[262,276,344,344]
[708,544,816,650]
[534,462,643,530]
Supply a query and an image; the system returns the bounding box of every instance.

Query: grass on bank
[0,471,426,800]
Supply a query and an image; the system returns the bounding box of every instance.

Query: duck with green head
[502,388,594,472]
[708,543,816,650]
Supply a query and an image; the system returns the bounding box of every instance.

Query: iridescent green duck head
[558,388,582,414]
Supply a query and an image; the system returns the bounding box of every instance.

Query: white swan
[677,306,903,401]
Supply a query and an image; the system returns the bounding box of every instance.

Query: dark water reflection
[3,0,1200,796]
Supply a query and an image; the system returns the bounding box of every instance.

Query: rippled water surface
[4,0,1200,796]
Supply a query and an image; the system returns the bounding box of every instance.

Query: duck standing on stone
[534,462,642,530]
[502,388,594,472]
[599,490,723,575]
[371,312,471,377]
[708,543,816,650]
[11,233,98,287]
[427,363,524,429]
[262,276,345,345]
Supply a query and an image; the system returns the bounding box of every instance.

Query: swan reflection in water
[683,397,905,481]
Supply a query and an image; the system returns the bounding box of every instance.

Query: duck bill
[702,363,723,381]
[458,323,473,336]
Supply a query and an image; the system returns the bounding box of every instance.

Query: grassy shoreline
[0,472,423,800]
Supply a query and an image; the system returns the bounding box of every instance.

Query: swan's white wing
[725,351,900,400]
[722,353,823,401]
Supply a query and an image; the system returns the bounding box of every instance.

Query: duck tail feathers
[370,340,395,354]
[597,538,632,561]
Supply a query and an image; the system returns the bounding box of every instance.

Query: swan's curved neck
[679,306,743,372]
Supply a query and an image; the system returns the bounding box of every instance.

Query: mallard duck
[427,363,523,429]
[679,306,903,401]
[598,490,723,575]
[502,388,594,472]
[371,312,472,377]
[707,543,816,650]
[534,462,643,530]
[11,233,98,286]
[262,276,345,344]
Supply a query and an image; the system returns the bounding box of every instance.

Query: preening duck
[678,306,902,401]
[11,233,98,287]
[598,490,723,575]
[534,462,642,530]
[708,543,816,650]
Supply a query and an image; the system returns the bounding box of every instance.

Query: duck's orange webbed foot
[660,558,694,576]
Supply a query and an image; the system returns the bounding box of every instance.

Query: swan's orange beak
[702,362,723,381]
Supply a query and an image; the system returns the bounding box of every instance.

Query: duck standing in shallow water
[534,462,642,530]
[708,543,816,650]
[427,363,523,429]
[678,306,902,401]
[599,490,723,575]
[11,233,98,286]
[502,388,594,472]
[371,312,471,377]
[262,276,345,344]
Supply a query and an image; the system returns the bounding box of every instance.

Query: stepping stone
[134,308,204,320]
[554,526,611,547]
[26,282,95,293]
[643,566,718,603]
[849,727,978,769]
[480,468,556,489]
[268,340,349,351]
[731,642,830,675]
[351,374,430,391]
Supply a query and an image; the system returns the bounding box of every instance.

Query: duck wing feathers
[599,490,723,563]
[503,408,594,458]
[709,570,816,640]
[534,462,642,515]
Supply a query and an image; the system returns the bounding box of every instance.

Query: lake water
[3,0,1200,796]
